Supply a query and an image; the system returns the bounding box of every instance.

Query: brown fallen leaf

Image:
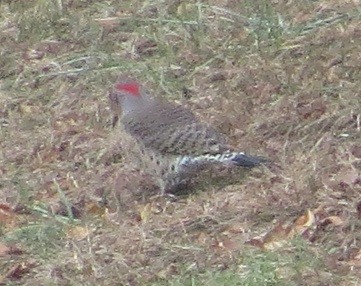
[138,203,152,223]
[357,201,361,219]
[246,210,316,250]
[336,168,360,186]
[245,237,264,249]
[156,264,178,279]
[355,249,361,260]
[5,260,37,280]
[196,232,208,245]
[347,249,361,267]
[0,243,23,256]
[23,49,44,60]
[262,222,293,250]
[135,38,158,56]
[94,17,120,29]
[218,237,239,252]
[245,222,292,250]
[86,202,106,217]
[19,103,39,115]
[66,225,91,241]
[320,216,344,227]
[293,209,315,235]
[0,204,17,227]
[351,145,361,158]
[0,243,10,256]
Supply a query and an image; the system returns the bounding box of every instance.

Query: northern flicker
[109,78,266,194]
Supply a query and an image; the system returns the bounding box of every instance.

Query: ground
[0,0,360,285]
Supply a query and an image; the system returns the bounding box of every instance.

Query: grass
[154,238,339,286]
[1,0,360,285]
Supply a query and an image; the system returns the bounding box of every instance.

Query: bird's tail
[179,152,267,168]
[228,152,268,167]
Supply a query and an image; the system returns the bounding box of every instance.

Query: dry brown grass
[0,0,360,285]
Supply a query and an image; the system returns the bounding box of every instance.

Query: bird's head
[114,81,141,97]
[109,79,152,118]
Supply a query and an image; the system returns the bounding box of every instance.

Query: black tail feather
[231,153,268,168]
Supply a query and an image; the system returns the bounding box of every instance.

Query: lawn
[0,0,360,285]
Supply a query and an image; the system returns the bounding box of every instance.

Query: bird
[108,78,267,194]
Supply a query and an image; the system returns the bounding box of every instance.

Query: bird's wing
[122,102,231,156]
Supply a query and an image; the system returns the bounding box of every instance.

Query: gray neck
[122,94,154,117]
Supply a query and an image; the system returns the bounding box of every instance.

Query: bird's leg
[157,178,167,196]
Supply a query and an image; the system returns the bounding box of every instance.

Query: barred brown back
[122,101,231,156]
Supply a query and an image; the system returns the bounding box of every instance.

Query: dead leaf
[156,264,178,279]
[196,232,208,245]
[5,260,36,280]
[247,210,316,250]
[296,99,327,120]
[94,17,120,29]
[0,204,17,227]
[177,3,196,16]
[294,209,315,235]
[66,225,91,241]
[355,249,361,260]
[19,103,38,115]
[219,237,239,251]
[0,243,11,256]
[225,222,248,234]
[209,72,227,82]
[245,238,264,249]
[336,168,360,186]
[135,38,158,56]
[351,145,361,158]
[246,222,293,250]
[347,249,361,267]
[357,201,361,219]
[320,216,344,227]
[0,243,23,256]
[262,222,293,250]
[86,202,106,217]
[138,203,152,223]
[23,49,44,60]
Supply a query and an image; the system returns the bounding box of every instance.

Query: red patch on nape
[115,82,140,96]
